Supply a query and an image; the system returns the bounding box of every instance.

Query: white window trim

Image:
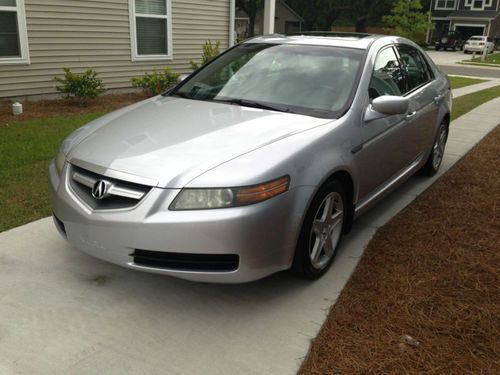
[464,0,493,10]
[128,0,173,61]
[0,0,30,65]
[435,0,457,10]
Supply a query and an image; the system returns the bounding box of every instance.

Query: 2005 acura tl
[50,34,451,283]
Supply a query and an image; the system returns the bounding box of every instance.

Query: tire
[420,119,449,176]
[291,180,347,280]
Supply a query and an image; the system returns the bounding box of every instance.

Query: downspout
[264,0,276,34]
[229,0,235,46]
[426,0,432,44]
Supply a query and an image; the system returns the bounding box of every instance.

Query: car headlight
[55,148,66,176]
[170,176,290,210]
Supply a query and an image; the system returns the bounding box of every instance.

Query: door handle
[434,95,444,104]
[406,110,417,119]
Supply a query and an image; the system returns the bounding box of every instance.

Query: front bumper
[49,161,313,283]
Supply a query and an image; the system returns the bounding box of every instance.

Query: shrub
[132,68,180,96]
[382,0,432,44]
[190,40,221,70]
[54,68,105,100]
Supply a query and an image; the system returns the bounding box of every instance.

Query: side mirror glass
[365,96,409,122]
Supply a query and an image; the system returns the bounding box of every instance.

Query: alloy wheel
[309,192,344,270]
[432,124,447,170]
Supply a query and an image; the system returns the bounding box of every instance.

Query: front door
[353,46,417,200]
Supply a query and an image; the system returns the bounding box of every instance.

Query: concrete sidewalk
[452,78,500,98]
[1,98,499,375]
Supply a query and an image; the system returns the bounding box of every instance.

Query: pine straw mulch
[300,126,500,374]
[0,92,148,124]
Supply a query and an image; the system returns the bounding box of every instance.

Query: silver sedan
[50,34,451,283]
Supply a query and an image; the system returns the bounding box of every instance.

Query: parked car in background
[50,34,451,283]
[463,36,495,54]
[435,31,464,51]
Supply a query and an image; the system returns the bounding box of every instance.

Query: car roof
[243,33,385,50]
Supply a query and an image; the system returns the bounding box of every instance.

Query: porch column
[263,0,276,34]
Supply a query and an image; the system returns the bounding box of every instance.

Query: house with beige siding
[0,0,235,99]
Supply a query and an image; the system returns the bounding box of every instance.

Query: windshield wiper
[213,98,294,114]
[169,91,192,99]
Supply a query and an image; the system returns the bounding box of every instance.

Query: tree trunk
[355,17,367,33]
[249,14,257,36]
[323,10,339,31]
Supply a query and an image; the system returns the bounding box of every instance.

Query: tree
[287,0,394,33]
[287,0,349,31]
[382,0,432,43]
[236,0,264,37]
[348,0,394,32]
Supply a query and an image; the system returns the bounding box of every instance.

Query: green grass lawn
[1,85,500,233]
[452,85,500,120]
[0,113,103,232]
[463,52,500,66]
[449,76,487,89]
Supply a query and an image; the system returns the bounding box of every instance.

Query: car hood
[68,96,331,188]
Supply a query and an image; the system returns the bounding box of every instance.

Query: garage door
[455,26,485,41]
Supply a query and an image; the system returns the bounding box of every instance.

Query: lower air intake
[132,250,239,272]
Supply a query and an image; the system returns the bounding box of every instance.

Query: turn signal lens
[170,176,290,210]
[235,176,290,205]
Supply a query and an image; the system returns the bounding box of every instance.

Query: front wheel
[420,120,449,176]
[291,180,346,279]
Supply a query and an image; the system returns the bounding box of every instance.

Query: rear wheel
[420,120,448,176]
[292,180,346,279]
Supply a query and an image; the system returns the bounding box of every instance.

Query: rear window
[469,37,485,41]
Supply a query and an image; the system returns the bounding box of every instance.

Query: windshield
[169,43,365,118]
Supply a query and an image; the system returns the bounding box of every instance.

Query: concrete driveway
[426,50,500,79]
[1,97,499,374]
[426,50,468,66]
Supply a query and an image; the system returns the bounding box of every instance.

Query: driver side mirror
[364,96,409,122]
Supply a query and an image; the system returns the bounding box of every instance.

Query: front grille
[132,250,239,272]
[69,165,152,210]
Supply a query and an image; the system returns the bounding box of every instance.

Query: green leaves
[382,0,432,44]
[190,40,221,71]
[131,68,180,96]
[54,68,105,101]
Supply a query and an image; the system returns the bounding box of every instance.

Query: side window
[397,44,431,92]
[418,51,435,80]
[369,47,405,99]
